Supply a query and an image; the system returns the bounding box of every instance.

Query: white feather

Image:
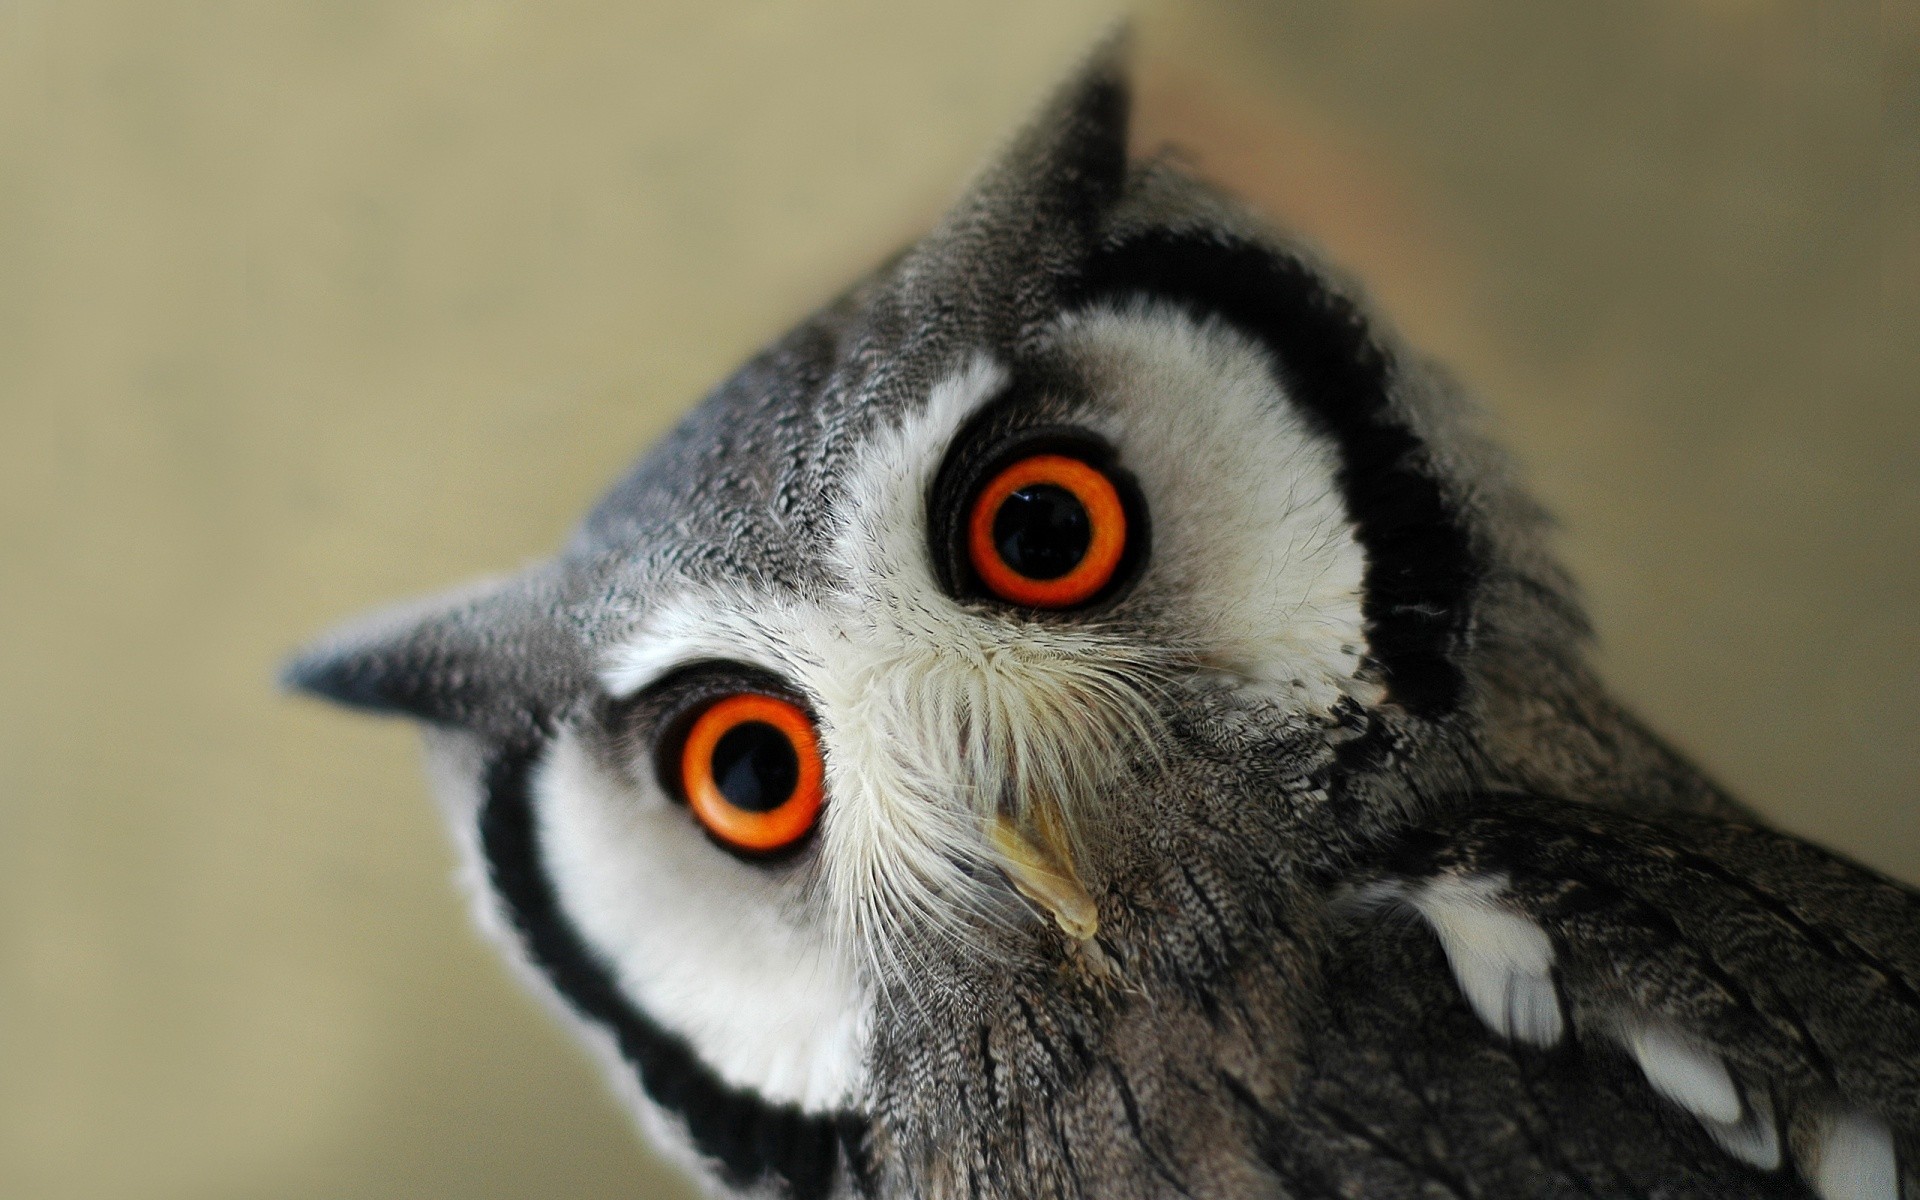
[1811,1108,1898,1200]
[1621,1019,1744,1125]
[1702,1090,1781,1172]
[1408,874,1564,1047]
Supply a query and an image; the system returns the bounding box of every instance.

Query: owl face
[542,295,1374,1081]
[288,45,1596,1200]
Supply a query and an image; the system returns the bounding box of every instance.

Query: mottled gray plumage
[287,40,1918,1200]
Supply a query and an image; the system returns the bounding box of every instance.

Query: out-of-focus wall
[2,3,1911,1197]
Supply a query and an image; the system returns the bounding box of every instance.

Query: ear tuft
[1019,25,1133,226]
[890,28,1135,349]
[280,637,410,713]
[964,27,1132,234]
[281,574,587,741]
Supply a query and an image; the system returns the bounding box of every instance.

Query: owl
[285,42,1918,1200]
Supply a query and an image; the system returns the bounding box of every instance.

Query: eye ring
[678,693,824,854]
[966,453,1128,608]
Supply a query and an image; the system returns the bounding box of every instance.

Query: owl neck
[857,781,1350,1200]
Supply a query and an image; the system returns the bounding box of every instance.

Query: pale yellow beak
[989,802,1100,946]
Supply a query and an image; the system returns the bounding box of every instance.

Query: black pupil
[709,720,799,813]
[991,483,1092,580]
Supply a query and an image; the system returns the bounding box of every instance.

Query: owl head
[285,41,1727,1200]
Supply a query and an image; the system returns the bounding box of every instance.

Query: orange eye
[966,453,1129,608]
[679,693,824,854]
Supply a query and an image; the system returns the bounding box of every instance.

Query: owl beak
[988,803,1100,944]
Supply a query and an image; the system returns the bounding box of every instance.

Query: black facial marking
[476,739,867,1199]
[712,720,801,813]
[994,483,1092,580]
[1077,232,1478,718]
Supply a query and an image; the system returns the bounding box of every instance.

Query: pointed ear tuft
[281,574,588,741]
[961,27,1132,237]
[893,28,1135,345]
[1017,25,1133,225]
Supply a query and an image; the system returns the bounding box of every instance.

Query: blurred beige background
[3,2,1914,1197]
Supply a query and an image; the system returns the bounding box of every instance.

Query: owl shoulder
[1341,789,1920,1197]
